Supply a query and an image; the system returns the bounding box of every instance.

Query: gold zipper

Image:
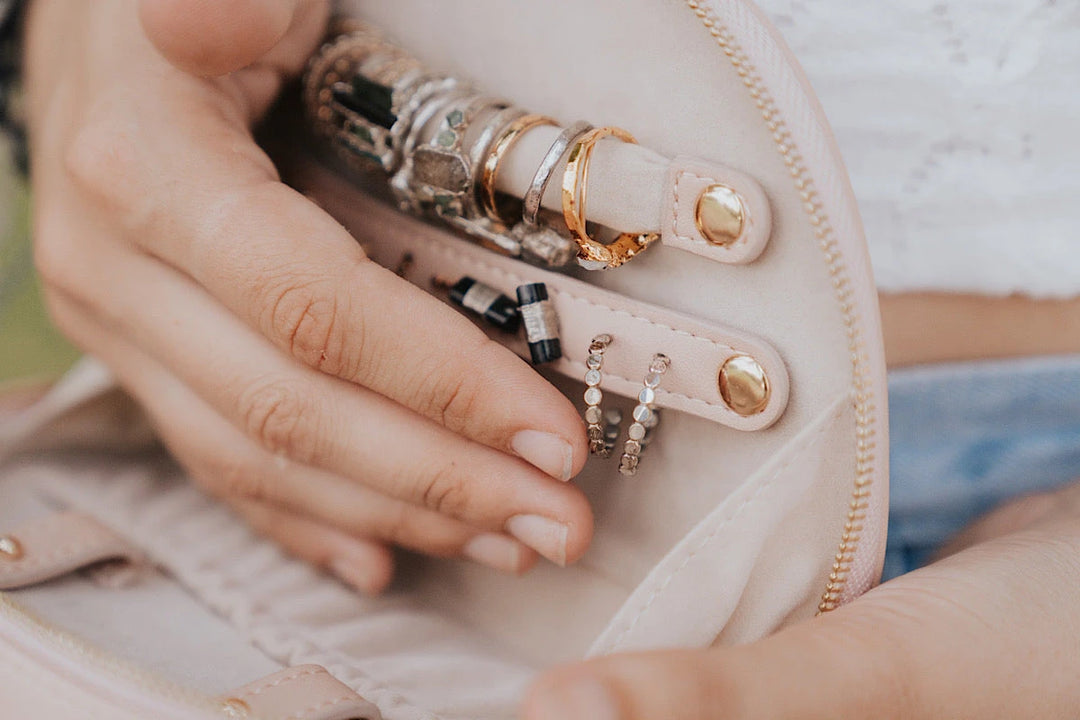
[683,0,878,613]
[0,592,224,716]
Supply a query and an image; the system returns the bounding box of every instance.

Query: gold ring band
[561,126,659,268]
[480,114,558,223]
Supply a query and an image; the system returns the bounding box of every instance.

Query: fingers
[175,180,587,481]
[137,0,304,76]
[148,362,541,575]
[231,499,394,595]
[45,287,539,575]
[44,236,593,565]
[62,101,588,482]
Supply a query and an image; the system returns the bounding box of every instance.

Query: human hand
[524,481,1080,719]
[26,0,591,594]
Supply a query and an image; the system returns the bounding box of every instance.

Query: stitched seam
[603,397,844,651]
[671,169,750,251]
[417,234,764,416]
[238,667,324,699]
[285,694,362,720]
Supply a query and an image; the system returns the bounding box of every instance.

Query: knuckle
[63,113,141,208]
[416,460,471,518]
[237,378,322,463]
[415,335,497,432]
[262,274,360,378]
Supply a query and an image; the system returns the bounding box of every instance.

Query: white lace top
[760,0,1080,298]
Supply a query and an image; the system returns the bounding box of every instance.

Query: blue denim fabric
[883,355,1080,580]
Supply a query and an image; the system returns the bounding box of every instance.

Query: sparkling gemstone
[584,406,603,424]
[584,387,602,405]
[627,422,646,440]
[446,109,465,128]
[619,454,639,476]
[632,405,652,423]
[649,355,671,373]
[644,372,662,388]
[638,387,656,405]
[587,425,604,442]
[585,369,602,387]
[586,354,603,370]
[623,440,642,455]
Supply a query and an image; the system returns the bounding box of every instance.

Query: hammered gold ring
[561,126,658,269]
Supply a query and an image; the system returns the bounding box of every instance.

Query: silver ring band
[522,121,593,228]
[469,105,527,189]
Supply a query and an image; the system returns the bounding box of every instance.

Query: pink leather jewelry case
[0,2,889,718]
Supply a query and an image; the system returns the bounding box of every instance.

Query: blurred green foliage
[0,150,80,385]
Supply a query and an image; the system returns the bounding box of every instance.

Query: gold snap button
[220,698,251,718]
[0,535,23,561]
[718,355,770,416]
[694,184,746,247]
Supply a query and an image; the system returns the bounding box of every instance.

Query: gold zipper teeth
[683,0,878,613]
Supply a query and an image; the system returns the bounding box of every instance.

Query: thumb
[524,526,1080,720]
[137,0,304,76]
[521,610,908,720]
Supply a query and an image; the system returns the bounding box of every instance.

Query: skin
[23,1,1080,717]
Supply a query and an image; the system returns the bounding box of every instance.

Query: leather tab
[305,175,790,431]
[219,666,381,720]
[661,155,772,265]
[0,512,145,590]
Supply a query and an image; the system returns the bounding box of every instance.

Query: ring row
[305,23,659,270]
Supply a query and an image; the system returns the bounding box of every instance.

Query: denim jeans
[883,355,1080,580]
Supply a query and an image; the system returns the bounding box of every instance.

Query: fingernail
[506,514,569,566]
[512,430,574,481]
[330,557,377,594]
[530,678,621,720]
[463,533,526,574]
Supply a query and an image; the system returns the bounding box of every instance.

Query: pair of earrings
[584,334,670,476]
